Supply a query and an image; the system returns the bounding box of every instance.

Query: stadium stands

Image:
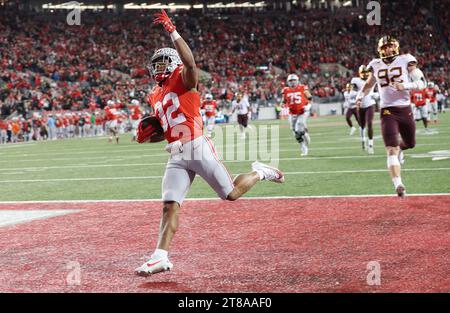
[0,0,448,140]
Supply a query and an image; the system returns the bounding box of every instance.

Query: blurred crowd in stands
[0,0,448,142]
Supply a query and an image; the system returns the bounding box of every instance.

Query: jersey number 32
[154,92,187,132]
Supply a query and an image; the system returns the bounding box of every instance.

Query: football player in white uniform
[232,92,251,139]
[351,65,377,154]
[356,36,426,197]
[343,83,359,136]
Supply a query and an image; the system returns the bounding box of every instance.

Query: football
[141,115,165,143]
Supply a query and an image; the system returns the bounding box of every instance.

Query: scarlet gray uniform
[367,54,417,148]
[148,65,234,205]
[351,77,375,130]
[163,136,234,204]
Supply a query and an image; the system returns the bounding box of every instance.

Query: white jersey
[367,53,417,108]
[232,96,250,115]
[351,77,376,108]
[437,92,445,102]
[344,90,358,109]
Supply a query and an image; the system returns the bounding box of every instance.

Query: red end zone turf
[0,196,449,292]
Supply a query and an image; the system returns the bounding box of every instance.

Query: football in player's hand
[137,115,165,143]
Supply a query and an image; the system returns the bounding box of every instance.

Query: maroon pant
[358,106,374,139]
[345,108,360,128]
[358,106,374,129]
[380,106,416,150]
[237,114,248,127]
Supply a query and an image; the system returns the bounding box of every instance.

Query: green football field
[0,113,449,202]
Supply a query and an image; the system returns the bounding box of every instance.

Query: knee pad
[387,154,400,168]
[295,131,305,143]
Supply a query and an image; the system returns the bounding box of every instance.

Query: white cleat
[135,256,173,277]
[252,161,285,183]
[398,150,405,165]
[396,184,406,198]
[367,146,374,155]
[301,144,308,156]
[349,126,356,136]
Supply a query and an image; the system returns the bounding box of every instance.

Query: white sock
[152,248,168,259]
[369,139,374,147]
[255,170,265,180]
[392,176,403,188]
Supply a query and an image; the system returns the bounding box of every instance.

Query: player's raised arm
[153,10,198,90]
[356,72,376,108]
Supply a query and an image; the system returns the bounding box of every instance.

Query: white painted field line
[1,142,449,164]
[0,143,37,149]
[1,167,449,183]
[0,155,386,172]
[5,152,450,173]
[0,209,82,227]
[0,133,447,158]
[1,193,450,204]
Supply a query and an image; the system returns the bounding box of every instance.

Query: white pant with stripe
[162,136,234,205]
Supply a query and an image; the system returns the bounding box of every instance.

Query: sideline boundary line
[1,193,449,204]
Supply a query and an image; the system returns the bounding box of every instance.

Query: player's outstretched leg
[366,107,374,154]
[367,130,374,154]
[135,201,178,276]
[226,161,284,201]
[346,109,356,135]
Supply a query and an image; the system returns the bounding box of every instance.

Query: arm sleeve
[405,68,426,90]
[405,53,418,65]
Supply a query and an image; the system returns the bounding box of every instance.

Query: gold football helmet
[377,36,400,60]
[358,65,370,80]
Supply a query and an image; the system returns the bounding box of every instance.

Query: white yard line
[1,142,449,164]
[3,144,450,170]
[0,132,447,157]
[0,193,449,205]
[0,155,384,172]
[0,167,449,183]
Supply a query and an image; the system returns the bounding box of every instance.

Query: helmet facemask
[287,74,300,88]
[148,48,182,83]
[288,79,298,88]
[377,37,400,63]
